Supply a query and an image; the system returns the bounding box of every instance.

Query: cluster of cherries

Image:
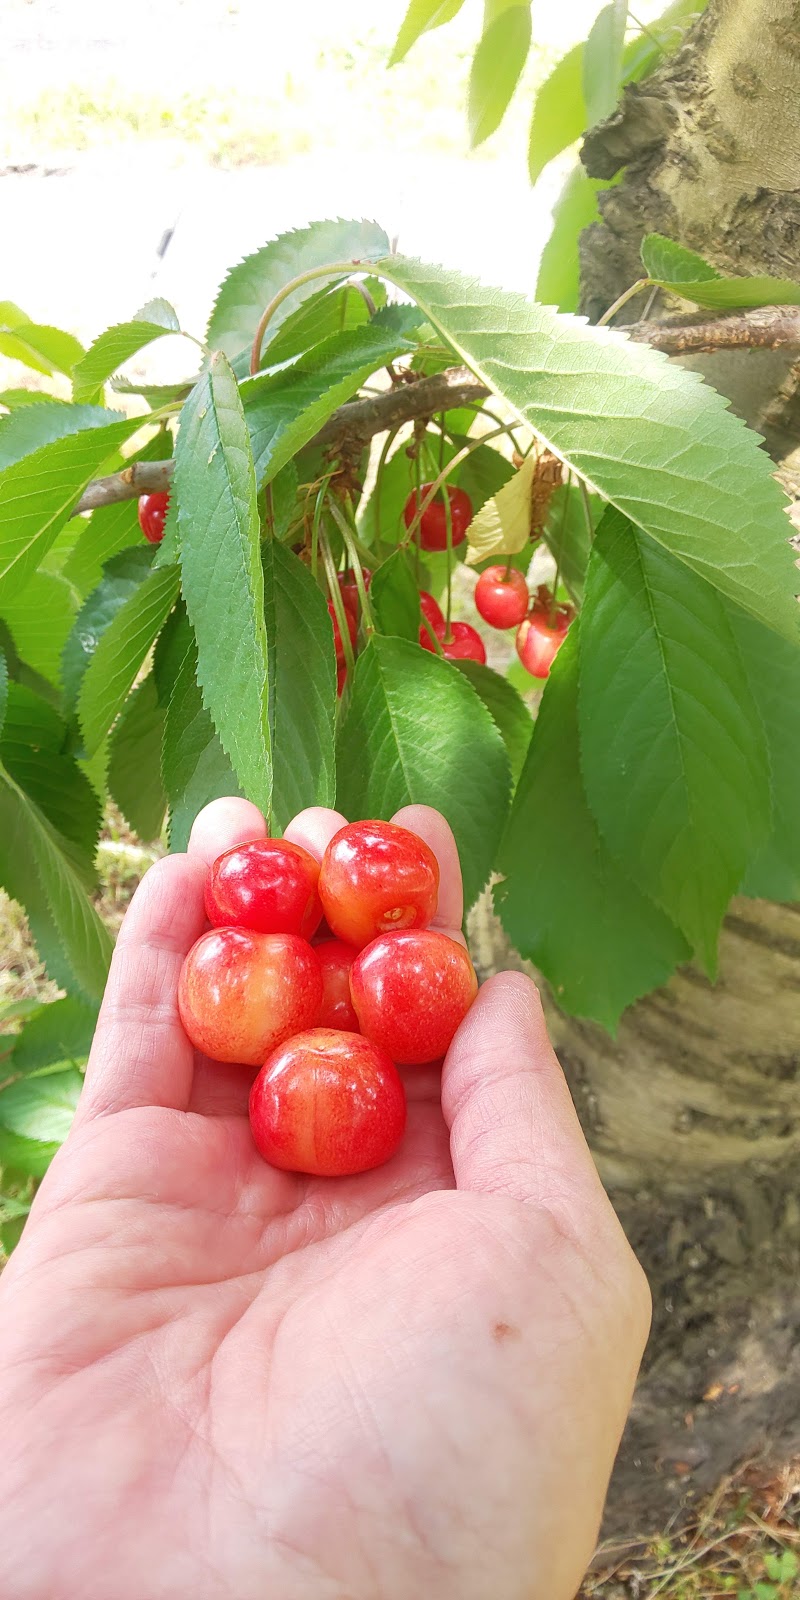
[138,474,573,685]
[178,821,478,1178]
[404,483,574,680]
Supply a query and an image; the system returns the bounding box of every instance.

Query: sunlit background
[1,0,663,362]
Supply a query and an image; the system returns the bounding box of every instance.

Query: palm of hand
[0,801,649,1600]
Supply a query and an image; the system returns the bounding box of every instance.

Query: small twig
[626,304,800,354]
[597,277,651,327]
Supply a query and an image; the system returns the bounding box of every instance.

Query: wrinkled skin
[0,799,650,1600]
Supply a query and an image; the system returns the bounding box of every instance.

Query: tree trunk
[494,0,800,1537]
[469,896,800,1538]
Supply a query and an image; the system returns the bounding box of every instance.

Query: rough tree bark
[475,0,800,1542]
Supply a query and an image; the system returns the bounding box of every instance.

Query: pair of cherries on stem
[178,821,477,1178]
[475,568,574,680]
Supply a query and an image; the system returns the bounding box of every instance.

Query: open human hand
[0,798,650,1600]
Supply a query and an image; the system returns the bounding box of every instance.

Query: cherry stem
[249,259,368,375]
[597,277,652,329]
[372,424,401,544]
[548,478,570,625]
[320,525,356,678]
[578,478,595,544]
[422,436,453,635]
[503,559,513,582]
[310,478,333,580]
[420,613,445,655]
[327,497,376,635]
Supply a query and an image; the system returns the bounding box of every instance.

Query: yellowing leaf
[465,455,536,566]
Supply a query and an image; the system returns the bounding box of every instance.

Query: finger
[283,806,348,864]
[390,804,464,939]
[441,971,605,1212]
[187,796,267,866]
[77,853,207,1121]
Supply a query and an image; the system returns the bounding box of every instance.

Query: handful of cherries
[178,821,478,1179]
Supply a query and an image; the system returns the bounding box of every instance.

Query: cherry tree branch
[73,367,489,514]
[72,310,800,516]
[626,305,800,355]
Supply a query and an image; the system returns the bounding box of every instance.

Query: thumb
[441,971,605,1213]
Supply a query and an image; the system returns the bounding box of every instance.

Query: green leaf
[370,549,420,641]
[107,673,167,841]
[358,445,415,547]
[62,546,154,713]
[727,609,800,902]
[255,281,373,372]
[0,759,111,1001]
[528,43,584,185]
[468,4,532,147]
[584,2,628,129]
[241,321,416,488]
[77,561,179,756]
[0,647,7,735]
[1,683,101,865]
[623,0,710,81]
[163,632,242,851]
[456,438,514,515]
[268,461,299,540]
[0,415,144,603]
[640,233,719,285]
[389,0,466,64]
[63,430,174,596]
[176,352,270,814]
[544,482,595,605]
[535,167,608,313]
[9,996,97,1075]
[659,276,800,311]
[0,1067,83,1177]
[578,510,771,970]
[380,254,799,641]
[0,571,77,686]
[454,659,532,785]
[0,389,55,408]
[0,312,84,378]
[641,232,800,308]
[465,455,535,565]
[337,634,511,909]
[207,220,390,361]
[262,542,336,831]
[496,626,688,1027]
[0,401,122,472]
[72,299,182,403]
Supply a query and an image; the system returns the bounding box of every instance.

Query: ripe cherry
[205,837,323,940]
[328,600,357,666]
[249,1028,406,1177]
[474,566,529,630]
[337,664,348,698]
[319,819,439,949]
[515,608,571,680]
[351,929,478,1065]
[403,485,473,551]
[419,589,444,631]
[178,928,322,1066]
[338,568,371,617]
[315,938,360,1032]
[440,621,486,664]
[138,491,169,544]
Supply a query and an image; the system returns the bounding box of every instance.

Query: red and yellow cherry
[440,621,486,664]
[338,569,371,618]
[315,938,360,1032]
[205,837,323,940]
[249,1028,407,1177]
[178,928,323,1066]
[515,608,571,680]
[351,929,478,1065]
[403,485,473,551]
[137,491,169,544]
[319,819,439,949]
[474,566,529,630]
[328,600,357,666]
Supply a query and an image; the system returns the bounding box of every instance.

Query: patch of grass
[582,1461,800,1599]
